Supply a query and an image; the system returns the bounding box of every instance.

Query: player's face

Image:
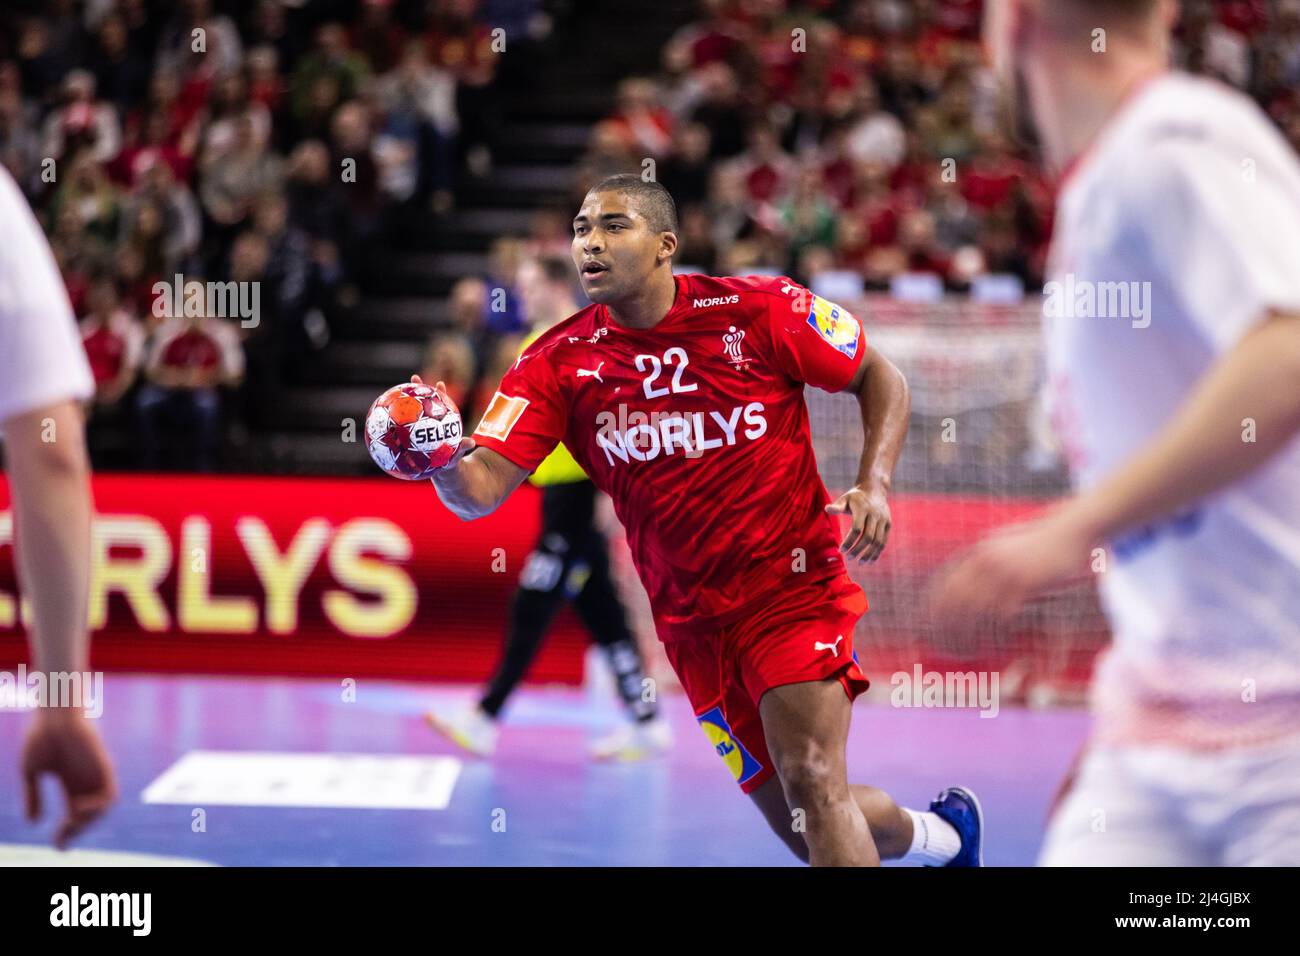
[571,191,666,304]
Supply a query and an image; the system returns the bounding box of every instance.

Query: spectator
[481,236,527,336]
[111,109,196,187]
[570,121,640,204]
[725,122,796,207]
[686,62,748,159]
[425,0,500,177]
[88,13,150,115]
[79,275,145,409]
[121,159,202,273]
[420,332,476,415]
[291,23,369,128]
[121,67,205,164]
[136,279,244,472]
[198,112,283,261]
[524,207,575,260]
[675,202,718,273]
[778,166,837,268]
[657,122,712,206]
[283,139,349,281]
[375,39,458,212]
[0,63,43,195]
[845,79,906,169]
[40,71,122,166]
[154,0,244,84]
[245,46,286,125]
[351,0,410,75]
[607,77,675,158]
[48,150,120,245]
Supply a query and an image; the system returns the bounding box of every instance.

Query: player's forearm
[5,403,93,675]
[854,355,911,491]
[430,450,507,520]
[1061,312,1300,543]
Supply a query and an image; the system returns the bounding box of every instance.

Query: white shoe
[425,706,498,757]
[590,718,673,762]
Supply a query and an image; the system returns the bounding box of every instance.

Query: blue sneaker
[928,786,984,867]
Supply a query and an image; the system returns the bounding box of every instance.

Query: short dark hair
[588,174,678,234]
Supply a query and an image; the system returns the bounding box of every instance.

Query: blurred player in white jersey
[933,0,1300,864]
[0,166,116,846]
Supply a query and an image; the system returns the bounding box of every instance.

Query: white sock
[900,808,962,866]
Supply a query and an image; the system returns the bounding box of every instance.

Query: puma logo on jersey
[814,635,843,657]
[693,295,739,308]
[576,362,605,383]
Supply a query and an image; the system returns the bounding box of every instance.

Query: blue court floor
[0,674,1089,866]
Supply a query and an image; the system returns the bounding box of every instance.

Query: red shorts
[662,576,870,794]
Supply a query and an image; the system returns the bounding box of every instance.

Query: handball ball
[366,382,463,480]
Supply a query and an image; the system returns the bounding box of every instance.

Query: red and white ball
[365,382,463,480]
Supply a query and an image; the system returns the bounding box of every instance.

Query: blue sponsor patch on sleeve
[806,295,860,359]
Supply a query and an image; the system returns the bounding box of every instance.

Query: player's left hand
[826,484,892,563]
[21,709,117,849]
[929,508,1096,628]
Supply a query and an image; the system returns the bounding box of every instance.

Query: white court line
[0,844,215,867]
[142,751,463,810]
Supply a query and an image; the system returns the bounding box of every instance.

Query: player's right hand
[21,709,117,849]
[410,375,475,470]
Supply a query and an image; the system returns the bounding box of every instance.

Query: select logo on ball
[365,383,463,480]
[410,419,461,449]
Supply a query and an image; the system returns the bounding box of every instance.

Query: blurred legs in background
[427,479,670,760]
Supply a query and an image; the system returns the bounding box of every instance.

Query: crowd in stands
[569,0,1300,291]
[1,0,507,469]
[425,0,1300,433]
[5,0,1300,470]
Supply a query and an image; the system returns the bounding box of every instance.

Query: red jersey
[471,273,868,639]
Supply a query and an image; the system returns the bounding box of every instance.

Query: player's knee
[774,747,841,812]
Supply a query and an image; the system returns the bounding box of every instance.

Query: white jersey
[1045,72,1300,749]
[0,166,94,431]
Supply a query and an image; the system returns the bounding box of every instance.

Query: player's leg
[477,552,567,718]
[479,483,593,717]
[748,776,809,862]
[749,767,967,863]
[553,481,670,758]
[736,582,979,865]
[574,537,674,758]
[758,676,878,866]
[1038,744,1210,865]
[1178,737,1300,866]
[426,485,572,754]
[572,529,655,723]
[754,770,967,868]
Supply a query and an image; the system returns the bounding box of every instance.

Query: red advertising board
[1,473,1107,692]
[0,474,589,682]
